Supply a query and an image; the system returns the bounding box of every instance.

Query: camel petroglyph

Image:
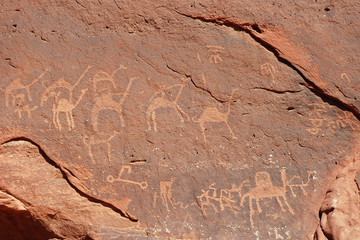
[5,69,48,107]
[91,77,136,132]
[287,170,314,197]
[92,65,127,93]
[146,78,189,132]
[41,66,92,130]
[192,88,238,142]
[83,131,119,163]
[240,169,294,228]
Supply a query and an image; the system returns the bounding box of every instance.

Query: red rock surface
[0,1,359,239]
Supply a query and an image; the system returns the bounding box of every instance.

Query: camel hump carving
[192,88,238,142]
[241,169,295,228]
[146,78,189,132]
[91,77,137,132]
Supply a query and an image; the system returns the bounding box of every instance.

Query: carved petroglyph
[201,72,208,87]
[15,104,38,118]
[91,77,136,132]
[92,65,127,93]
[207,45,225,64]
[197,180,249,216]
[307,102,359,134]
[146,78,189,132]
[341,72,351,83]
[41,66,92,130]
[83,131,119,163]
[261,63,276,83]
[241,169,295,228]
[192,88,238,142]
[306,102,328,135]
[106,165,148,189]
[5,69,48,107]
[287,170,314,197]
[160,177,176,212]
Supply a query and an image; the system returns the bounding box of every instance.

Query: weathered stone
[0,0,359,239]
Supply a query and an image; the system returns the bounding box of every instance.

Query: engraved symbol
[240,169,295,228]
[341,73,351,83]
[192,89,238,142]
[160,177,176,212]
[207,45,225,64]
[287,170,314,197]
[306,103,328,135]
[91,77,136,132]
[146,78,189,132]
[83,131,119,163]
[106,165,148,189]
[201,72,208,87]
[41,66,92,130]
[261,63,276,83]
[197,183,219,215]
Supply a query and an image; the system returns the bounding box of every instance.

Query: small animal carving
[241,169,294,228]
[91,77,136,132]
[83,131,119,163]
[146,79,189,132]
[160,177,176,212]
[287,170,314,197]
[92,65,127,93]
[14,104,38,118]
[192,88,238,142]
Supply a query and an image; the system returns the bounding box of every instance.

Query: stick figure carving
[146,79,189,132]
[41,66,92,130]
[192,88,238,142]
[5,69,48,107]
[240,169,294,228]
[160,177,176,212]
[287,170,314,197]
[91,77,136,132]
[106,165,148,189]
[261,63,276,83]
[83,131,119,163]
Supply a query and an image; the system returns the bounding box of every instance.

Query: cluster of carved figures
[151,168,314,228]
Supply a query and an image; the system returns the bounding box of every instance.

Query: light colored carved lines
[106,165,148,189]
[260,63,276,83]
[192,88,238,142]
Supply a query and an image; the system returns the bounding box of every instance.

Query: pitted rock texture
[0,1,359,239]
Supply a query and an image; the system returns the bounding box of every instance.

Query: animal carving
[146,79,189,132]
[192,88,238,142]
[240,169,294,228]
[5,69,48,107]
[41,66,92,130]
[91,77,136,132]
[83,131,119,163]
[14,104,38,118]
[52,89,88,130]
[160,177,176,212]
[287,170,314,197]
[92,65,127,92]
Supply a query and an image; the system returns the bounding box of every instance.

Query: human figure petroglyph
[160,177,176,212]
[207,45,225,64]
[41,66,92,130]
[83,131,120,163]
[261,63,276,83]
[91,77,136,132]
[5,69,48,107]
[192,88,238,142]
[106,165,148,189]
[15,104,38,119]
[197,183,219,215]
[146,78,190,132]
[92,65,127,93]
[287,170,314,197]
[241,169,294,228]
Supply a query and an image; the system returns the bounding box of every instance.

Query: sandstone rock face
[0,1,359,239]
